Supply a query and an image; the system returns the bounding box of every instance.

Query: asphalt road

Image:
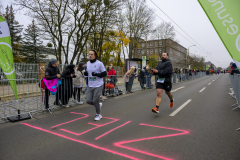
[0,74,240,160]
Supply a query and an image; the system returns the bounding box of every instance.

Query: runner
[84,49,107,121]
[152,53,174,113]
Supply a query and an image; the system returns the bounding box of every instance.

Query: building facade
[133,38,187,68]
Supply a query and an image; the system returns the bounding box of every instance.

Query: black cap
[78,62,85,67]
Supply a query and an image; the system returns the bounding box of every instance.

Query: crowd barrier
[0,70,206,123]
[229,74,240,131]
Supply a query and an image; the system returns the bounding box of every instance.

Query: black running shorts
[156,82,172,92]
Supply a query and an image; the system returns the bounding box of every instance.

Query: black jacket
[154,59,173,83]
[60,67,76,105]
[45,62,60,80]
[231,68,240,75]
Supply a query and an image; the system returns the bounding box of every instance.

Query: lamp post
[186,44,196,68]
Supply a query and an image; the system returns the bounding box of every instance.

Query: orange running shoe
[152,107,159,113]
[170,99,174,108]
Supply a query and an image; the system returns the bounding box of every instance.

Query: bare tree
[124,0,155,58]
[14,0,121,64]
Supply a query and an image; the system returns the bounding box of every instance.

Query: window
[155,42,158,46]
[147,43,149,47]
[142,43,145,48]
[138,50,140,55]
[150,42,153,46]
[159,49,162,53]
[150,49,153,54]
[142,50,145,55]
[155,49,158,54]
[147,49,149,54]
[159,41,163,45]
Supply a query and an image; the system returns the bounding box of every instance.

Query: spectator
[123,66,135,93]
[61,65,76,107]
[44,58,61,109]
[231,63,240,75]
[73,63,85,105]
[138,69,145,89]
[145,65,152,89]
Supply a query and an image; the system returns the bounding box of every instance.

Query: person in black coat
[231,63,240,75]
[138,69,146,89]
[44,58,61,109]
[61,64,76,106]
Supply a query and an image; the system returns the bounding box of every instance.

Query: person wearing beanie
[84,49,107,121]
[44,58,61,110]
[231,63,240,75]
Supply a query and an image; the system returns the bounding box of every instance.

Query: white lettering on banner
[209,1,240,52]
[0,21,10,38]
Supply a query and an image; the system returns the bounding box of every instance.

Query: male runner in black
[152,53,174,113]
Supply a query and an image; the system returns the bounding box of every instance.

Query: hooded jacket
[231,63,240,75]
[153,59,173,83]
[45,62,60,80]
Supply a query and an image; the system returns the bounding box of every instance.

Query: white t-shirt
[87,60,106,88]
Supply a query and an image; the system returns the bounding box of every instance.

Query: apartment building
[132,38,187,68]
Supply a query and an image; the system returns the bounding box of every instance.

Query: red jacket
[108,69,115,78]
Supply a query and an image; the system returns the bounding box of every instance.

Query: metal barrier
[0,69,206,123]
[229,74,240,110]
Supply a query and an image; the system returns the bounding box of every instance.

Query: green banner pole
[198,0,240,67]
[0,16,18,100]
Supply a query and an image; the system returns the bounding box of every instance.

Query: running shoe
[94,114,102,121]
[152,107,159,113]
[76,101,83,105]
[170,99,174,108]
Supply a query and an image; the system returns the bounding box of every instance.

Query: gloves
[84,71,88,76]
[92,72,99,77]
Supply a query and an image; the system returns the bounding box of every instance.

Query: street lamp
[186,44,196,68]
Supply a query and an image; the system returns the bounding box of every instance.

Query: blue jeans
[146,76,151,88]
[84,84,88,92]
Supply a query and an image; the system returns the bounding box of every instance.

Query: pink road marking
[51,112,89,128]
[21,123,140,160]
[60,116,119,136]
[114,123,190,160]
[88,123,102,127]
[95,121,131,140]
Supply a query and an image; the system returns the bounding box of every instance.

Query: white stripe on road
[169,99,192,116]
[213,80,215,81]
[171,86,185,92]
[199,87,206,92]
[208,82,211,85]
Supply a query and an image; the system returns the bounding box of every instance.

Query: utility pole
[186,44,196,68]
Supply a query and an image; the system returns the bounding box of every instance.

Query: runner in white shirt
[84,49,107,121]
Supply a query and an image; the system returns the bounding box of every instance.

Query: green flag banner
[0,16,18,100]
[198,0,240,67]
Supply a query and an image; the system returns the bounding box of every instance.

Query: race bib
[89,77,97,82]
[157,78,165,83]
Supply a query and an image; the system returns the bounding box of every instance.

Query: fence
[229,74,240,131]
[0,64,206,123]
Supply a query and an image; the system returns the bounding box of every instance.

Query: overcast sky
[2,0,232,68]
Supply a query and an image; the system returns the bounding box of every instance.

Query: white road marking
[169,99,192,116]
[171,86,185,93]
[213,80,215,81]
[199,87,206,92]
[208,82,211,85]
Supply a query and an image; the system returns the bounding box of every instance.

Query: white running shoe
[76,101,83,105]
[94,114,102,121]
